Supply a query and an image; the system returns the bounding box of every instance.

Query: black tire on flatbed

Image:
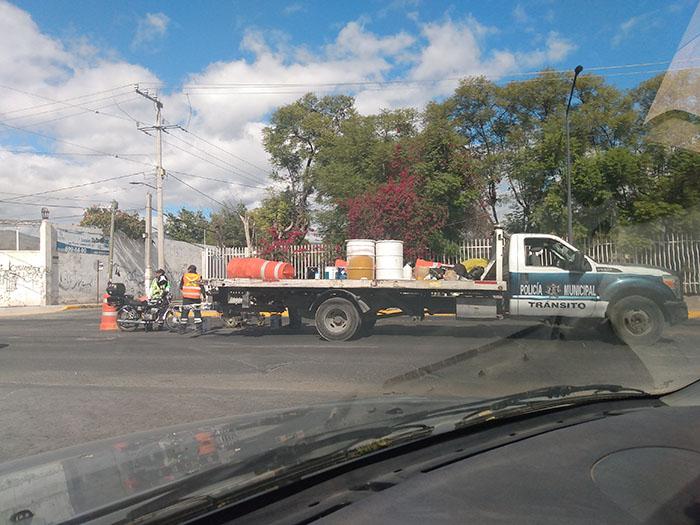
[314,297,361,342]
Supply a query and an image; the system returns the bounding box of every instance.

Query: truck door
[510,236,604,318]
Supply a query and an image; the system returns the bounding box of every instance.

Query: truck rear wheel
[610,295,664,346]
[315,298,361,341]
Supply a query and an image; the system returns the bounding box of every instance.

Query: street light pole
[155,103,165,270]
[107,200,118,281]
[135,87,170,270]
[145,192,152,295]
[566,65,583,243]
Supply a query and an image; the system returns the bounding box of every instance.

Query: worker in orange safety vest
[179,264,205,334]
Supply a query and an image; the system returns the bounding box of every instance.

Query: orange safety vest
[181,272,202,299]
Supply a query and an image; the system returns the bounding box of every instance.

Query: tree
[344,169,448,260]
[210,202,248,247]
[451,76,510,223]
[165,208,210,244]
[80,206,144,239]
[263,93,355,233]
[413,101,487,242]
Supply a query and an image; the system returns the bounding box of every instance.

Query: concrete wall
[1,222,206,306]
[56,230,205,304]
[0,221,56,307]
[0,251,45,306]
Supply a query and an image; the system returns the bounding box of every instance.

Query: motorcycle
[106,282,174,332]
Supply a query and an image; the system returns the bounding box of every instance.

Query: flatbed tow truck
[207,227,687,344]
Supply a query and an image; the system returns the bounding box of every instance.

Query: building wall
[0,251,45,306]
[1,222,206,306]
[56,230,205,304]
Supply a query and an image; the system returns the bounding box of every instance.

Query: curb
[690,310,700,319]
[63,304,101,311]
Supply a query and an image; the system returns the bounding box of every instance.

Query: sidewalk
[0,304,99,318]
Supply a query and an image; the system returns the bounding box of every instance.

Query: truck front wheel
[315,298,361,341]
[610,295,664,346]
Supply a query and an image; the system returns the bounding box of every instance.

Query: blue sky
[0,0,698,220]
[14,0,697,90]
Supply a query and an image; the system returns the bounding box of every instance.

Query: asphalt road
[0,310,699,462]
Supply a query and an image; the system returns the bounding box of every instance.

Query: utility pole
[145,192,152,295]
[565,65,583,243]
[107,200,118,281]
[136,87,177,270]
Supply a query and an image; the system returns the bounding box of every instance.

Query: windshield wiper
[451,384,649,428]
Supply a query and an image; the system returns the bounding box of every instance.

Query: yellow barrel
[348,255,374,279]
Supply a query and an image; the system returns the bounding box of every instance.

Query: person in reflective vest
[179,265,204,333]
[149,269,171,328]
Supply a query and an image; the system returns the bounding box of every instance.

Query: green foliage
[262,93,355,232]
[253,71,700,249]
[210,202,248,247]
[80,206,144,240]
[165,208,209,244]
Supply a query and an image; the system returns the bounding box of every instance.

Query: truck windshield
[524,238,577,268]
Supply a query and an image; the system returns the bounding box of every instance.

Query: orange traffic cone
[99,292,118,331]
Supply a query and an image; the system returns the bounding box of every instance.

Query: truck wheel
[610,296,664,346]
[315,298,361,341]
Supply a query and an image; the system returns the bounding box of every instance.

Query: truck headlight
[662,275,682,298]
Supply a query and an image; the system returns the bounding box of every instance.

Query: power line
[0,198,88,209]
[168,172,227,208]
[0,84,135,117]
[163,129,266,182]
[0,183,140,203]
[175,126,270,174]
[0,90,139,124]
[168,169,268,190]
[4,171,146,202]
[0,120,155,168]
[162,137,265,186]
[0,147,150,157]
[182,58,700,91]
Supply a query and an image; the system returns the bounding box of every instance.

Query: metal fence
[204,234,700,294]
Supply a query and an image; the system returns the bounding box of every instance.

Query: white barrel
[346,239,376,258]
[375,240,404,280]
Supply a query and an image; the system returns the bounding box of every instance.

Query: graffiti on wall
[0,264,44,303]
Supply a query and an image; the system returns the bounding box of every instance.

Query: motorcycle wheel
[164,309,179,331]
[117,306,140,332]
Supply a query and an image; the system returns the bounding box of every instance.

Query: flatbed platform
[207,278,507,292]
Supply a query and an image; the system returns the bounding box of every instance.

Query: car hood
[0,395,467,524]
[593,262,669,276]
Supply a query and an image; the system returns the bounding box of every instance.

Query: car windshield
[1,0,699,522]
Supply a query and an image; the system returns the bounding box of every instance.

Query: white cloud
[0,5,575,222]
[132,12,170,50]
[513,4,528,23]
[612,11,663,47]
[330,21,415,59]
[282,3,304,16]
